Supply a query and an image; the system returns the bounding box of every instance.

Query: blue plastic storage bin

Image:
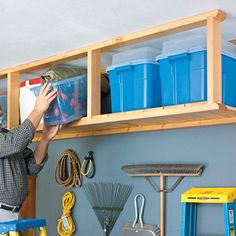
[31,75,87,125]
[0,95,7,128]
[156,36,236,107]
[107,47,162,112]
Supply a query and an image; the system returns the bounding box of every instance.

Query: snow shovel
[121,193,160,236]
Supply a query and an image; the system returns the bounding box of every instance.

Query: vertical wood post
[20,176,36,218]
[21,176,36,236]
[207,17,222,104]
[7,72,20,129]
[87,49,101,118]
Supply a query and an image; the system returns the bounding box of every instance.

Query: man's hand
[42,124,63,142]
[28,83,57,129]
[34,124,63,165]
[34,83,57,114]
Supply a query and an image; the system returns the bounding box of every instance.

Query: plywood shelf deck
[33,102,236,141]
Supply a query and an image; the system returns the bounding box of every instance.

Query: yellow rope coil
[57,192,76,236]
[55,149,82,188]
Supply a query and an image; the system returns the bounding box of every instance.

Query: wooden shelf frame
[1,9,235,141]
[33,102,236,140]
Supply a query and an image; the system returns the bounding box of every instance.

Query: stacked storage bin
[107,47,162,112]
[156,35,236,107]
[31,75,87,125]
[20,78,43,123]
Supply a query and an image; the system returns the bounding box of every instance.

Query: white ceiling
[0,0,236,71]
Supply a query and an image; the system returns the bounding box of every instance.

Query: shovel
[121,194,160,236]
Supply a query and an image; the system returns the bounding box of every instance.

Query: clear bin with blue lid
[156,35,236,107]
[106,47,162,112]
[31,75,87,125]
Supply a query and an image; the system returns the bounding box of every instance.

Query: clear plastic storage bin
[156,35,236,107]
[107,47,162,112]
[31,75,87,125]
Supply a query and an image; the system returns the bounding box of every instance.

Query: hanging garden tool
[122,164,204,236]
[83,182,133,236]
[81,151,95,178]
[121,193,160,236]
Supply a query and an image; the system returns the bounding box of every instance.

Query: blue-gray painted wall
[35,124,236,236]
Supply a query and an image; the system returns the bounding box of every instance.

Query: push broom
[122,164,204,236]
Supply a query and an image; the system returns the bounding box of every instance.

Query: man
[0,82,61,222]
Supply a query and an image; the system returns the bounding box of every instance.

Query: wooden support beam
[31,104,236,141]
[0,51,88,76]
[207,16,222,104]
[7,72,20,129]
[87,49,101,118]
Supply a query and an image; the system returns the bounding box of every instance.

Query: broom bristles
[122,164,204,175]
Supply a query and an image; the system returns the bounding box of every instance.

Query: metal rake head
[83,182,133,235]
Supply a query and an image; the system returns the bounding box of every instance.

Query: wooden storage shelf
[33,102,236,141]
[1,9,236,142]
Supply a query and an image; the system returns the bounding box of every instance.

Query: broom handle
[160,175,165,236]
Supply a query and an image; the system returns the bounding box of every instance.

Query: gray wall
[35,124,236,236]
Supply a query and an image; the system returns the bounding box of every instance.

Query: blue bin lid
[156,35,236,61]
[106,59,158,72]
[156,46,236,61]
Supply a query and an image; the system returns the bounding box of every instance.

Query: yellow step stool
[0,219,47,236]
[181,188,236,236]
